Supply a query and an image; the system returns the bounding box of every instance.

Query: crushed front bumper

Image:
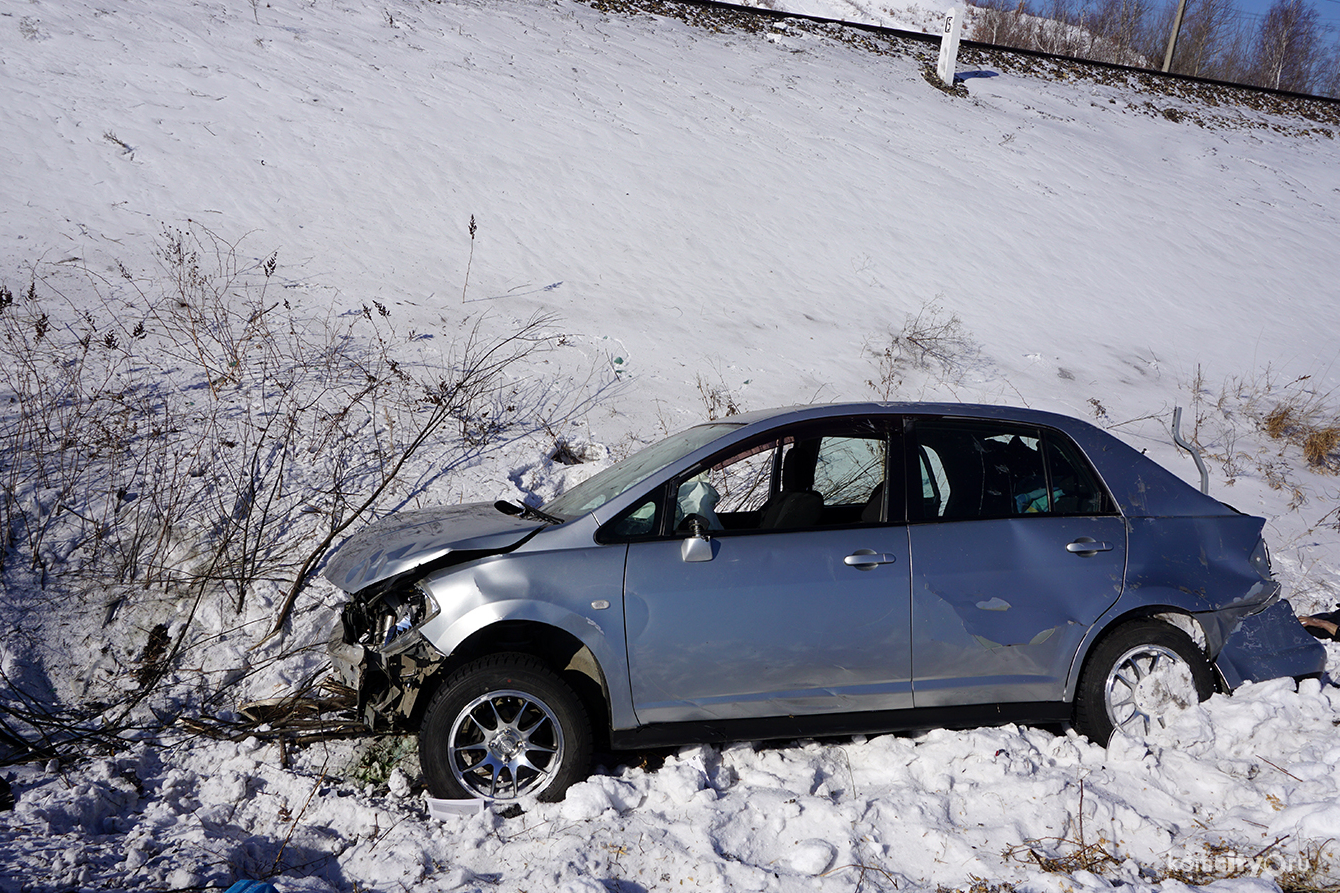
[328,614,446,731]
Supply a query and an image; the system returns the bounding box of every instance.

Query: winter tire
[419,653,592,802]
[1075,619,1216,745]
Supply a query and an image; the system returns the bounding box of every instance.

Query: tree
[1247,0,1324,92]
[1090,0,1160,65]
[1158,0,1248,79]
[1317,34,1340,98]
[972,0,1038,50]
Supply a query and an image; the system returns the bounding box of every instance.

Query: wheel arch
[419,617,616,745]
[1064,601,1217,703]
[1070,614,1217,743]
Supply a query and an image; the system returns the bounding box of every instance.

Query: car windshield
[543,422,741,519]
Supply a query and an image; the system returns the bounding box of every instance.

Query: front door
[618,425,914,724]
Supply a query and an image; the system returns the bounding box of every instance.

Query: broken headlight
[370,583,440,655]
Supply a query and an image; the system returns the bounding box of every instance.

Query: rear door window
[909,419,1113,521]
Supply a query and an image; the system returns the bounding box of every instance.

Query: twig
[1253,835,1291,860]
[823,861,902,887]
[270,763,328,875]
[1257,755,1304,782]
[461,214,476,303]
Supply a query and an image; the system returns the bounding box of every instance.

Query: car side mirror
[680,514,715,563]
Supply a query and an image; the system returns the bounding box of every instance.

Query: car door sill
[609,702,1072,749]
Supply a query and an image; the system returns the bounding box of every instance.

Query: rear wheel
[1074,620,1215,745]
[419,654,592,802]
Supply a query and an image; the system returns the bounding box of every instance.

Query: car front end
[324,502,551,729]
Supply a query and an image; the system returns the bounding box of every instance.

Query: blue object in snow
[225,881,278,893]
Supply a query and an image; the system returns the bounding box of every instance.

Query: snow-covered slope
[3,0,1340,891]
[6,0,1338,434]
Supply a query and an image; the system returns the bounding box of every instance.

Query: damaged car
[324,403,1325,802]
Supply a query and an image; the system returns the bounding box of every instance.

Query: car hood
[323,503,547,594]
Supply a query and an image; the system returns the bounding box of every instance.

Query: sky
[1236,0,1340,36]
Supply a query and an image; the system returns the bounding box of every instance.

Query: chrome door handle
[1066,539,1113,555]
[844,550,897,570]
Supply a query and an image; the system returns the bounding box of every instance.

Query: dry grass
[1182,367,1340,506]
[1266,404,1296,440]
[1259,390,1340,473]
[1277,840,1340,893]
[696,372,745,420]
[1004,834,1340,891]
[1303,426,1340,469]
[938,879,1018,893]
[1000,780,1340,892]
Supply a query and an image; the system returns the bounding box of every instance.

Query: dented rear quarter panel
[1063,511,1323,699]
[1121,514,1276,650]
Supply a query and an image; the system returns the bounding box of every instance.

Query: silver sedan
[325,403,1325,802]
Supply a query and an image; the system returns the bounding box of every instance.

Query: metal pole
[1172,406,1210,495]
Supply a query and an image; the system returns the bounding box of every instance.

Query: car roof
[700,402,1236,519]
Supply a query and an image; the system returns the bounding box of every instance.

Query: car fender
[1060,576,1286,702]
[420,598,636,730]
[415,546,636,730]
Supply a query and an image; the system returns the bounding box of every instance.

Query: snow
[3,0,1340,891]
[735,0,949,31]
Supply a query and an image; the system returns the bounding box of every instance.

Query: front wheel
[1074,620,1216,745]
[419,654,592,802]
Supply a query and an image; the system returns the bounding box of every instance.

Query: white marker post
[936,5,963,87]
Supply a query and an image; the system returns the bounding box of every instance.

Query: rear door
[905,417,1126,707]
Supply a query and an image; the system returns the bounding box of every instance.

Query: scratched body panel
[909,515,1126,706]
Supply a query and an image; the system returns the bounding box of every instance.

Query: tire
[419,653,592,802]
[1074,619,1216,745]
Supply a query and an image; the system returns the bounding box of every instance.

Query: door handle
[844,550,897,571]
[1066,538,1113,555]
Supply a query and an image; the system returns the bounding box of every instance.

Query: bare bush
[968,0,1154,66]
[1,227,559,609]
[696,372,746,420]
[973,0,1037,49]
[0,224,586,763]
[866,301,975,399]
